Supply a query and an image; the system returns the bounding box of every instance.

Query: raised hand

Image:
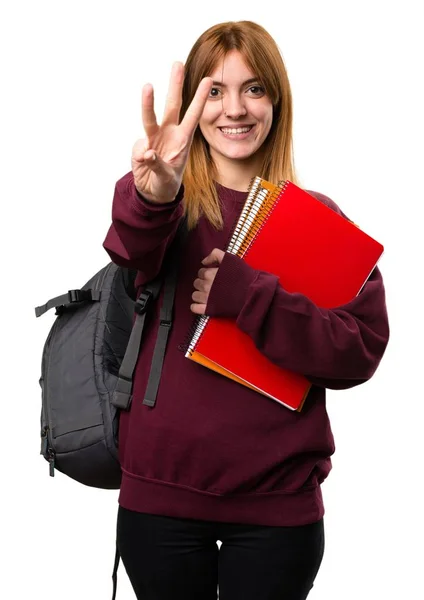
[131,62,213,204]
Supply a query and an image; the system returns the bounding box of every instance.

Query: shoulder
[305,189,350,221]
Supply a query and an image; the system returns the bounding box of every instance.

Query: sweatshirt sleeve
[102,171,184,284]
[205,201,389,391]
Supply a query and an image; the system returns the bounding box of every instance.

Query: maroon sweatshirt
[103,172,389,527]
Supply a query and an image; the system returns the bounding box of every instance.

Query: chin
[224,150,259,161]
[218,144,261,161]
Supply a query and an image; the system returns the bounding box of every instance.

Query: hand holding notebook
[190,248,226,315]
[186,177,384,411]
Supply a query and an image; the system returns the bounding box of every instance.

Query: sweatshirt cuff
[206,253,259,319]
[131,180,184,215]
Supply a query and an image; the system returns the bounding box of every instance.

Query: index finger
[142,83,158,138]
[179,77,213,137]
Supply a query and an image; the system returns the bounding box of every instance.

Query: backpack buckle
[68,289,89,303]
[134,290,153,315]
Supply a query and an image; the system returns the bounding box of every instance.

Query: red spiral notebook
[185,178,384,411]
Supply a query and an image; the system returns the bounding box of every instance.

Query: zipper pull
[48,449,55,477]
[40,427,48,456]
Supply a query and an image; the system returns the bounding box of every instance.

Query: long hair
[181,21,299,230]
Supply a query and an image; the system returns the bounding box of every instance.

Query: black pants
[117,506,325,600]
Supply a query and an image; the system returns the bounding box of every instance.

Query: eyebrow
[211,77,260,87]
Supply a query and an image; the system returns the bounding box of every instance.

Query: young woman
[103,20,389,600]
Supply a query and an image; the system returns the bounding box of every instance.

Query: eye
[208,87,222,98]
[247,85,265,96]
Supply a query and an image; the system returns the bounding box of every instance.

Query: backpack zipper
[48,447,56,476]
[40,315,61,478]
[40,425,55,477]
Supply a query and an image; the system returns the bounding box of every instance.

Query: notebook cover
[189,181,384,410]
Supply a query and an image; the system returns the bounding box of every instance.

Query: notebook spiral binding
[185,314,209,357]
[184,176,264,358]
[226,176,263,252]
[238,180,289,259]
[185,177,286,358]
[230,185,275,256]
[220,175,261,258]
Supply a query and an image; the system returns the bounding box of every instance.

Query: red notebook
[186,178,384,411]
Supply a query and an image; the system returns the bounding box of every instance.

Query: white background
[1,0,423,598]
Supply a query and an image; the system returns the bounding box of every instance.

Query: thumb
[202,248,225,266]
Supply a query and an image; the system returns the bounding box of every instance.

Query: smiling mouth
[218,125,254,134]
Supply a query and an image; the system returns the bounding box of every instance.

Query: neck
[211,148,264,192]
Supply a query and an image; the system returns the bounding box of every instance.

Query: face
[199,50,273,164]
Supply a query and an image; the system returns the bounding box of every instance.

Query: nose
[222,93,247,119]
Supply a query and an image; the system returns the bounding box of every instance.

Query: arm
[102,171,184,283]
[103,62,213,283]
[205,252,389,390]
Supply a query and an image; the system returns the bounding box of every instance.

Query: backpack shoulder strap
[142,241,180,407]
[143,216,188,407]
[112,215,188,411]
[111,276,162,410]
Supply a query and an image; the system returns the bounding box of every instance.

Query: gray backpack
[35,221,186,490]
[35,221,186,598]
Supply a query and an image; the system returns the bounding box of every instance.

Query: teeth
[220,126,253,134]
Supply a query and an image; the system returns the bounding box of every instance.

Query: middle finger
[162,62,184,125]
